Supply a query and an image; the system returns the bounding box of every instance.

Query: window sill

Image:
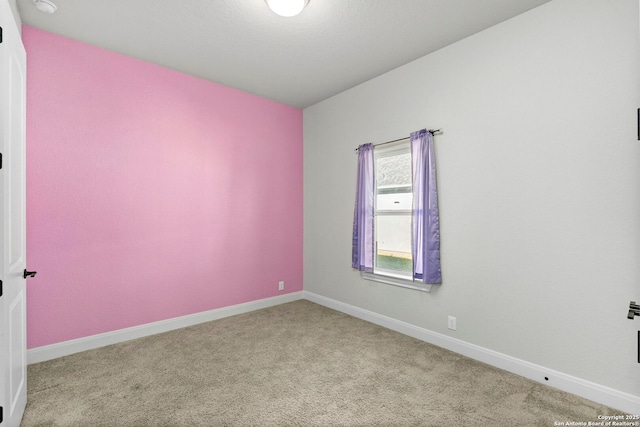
[361,271,433,293]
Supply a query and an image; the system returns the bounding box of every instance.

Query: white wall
[304,0,640,404]
[8,0,21,31]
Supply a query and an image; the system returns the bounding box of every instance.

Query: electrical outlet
[278,281,284,291]
[448,316,457,331]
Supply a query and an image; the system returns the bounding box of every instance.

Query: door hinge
[629,301,640,319]
[0,279,2,297]
[0,152,3,169]
[0,26,3,44]
[0,405,3,423]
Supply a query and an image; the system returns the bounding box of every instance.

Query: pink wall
[23,26,303,348]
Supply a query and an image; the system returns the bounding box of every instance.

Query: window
[373,139,413,280]
[352,129,441,292]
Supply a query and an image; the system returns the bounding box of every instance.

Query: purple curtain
[352,143,374,272]
[411,129,442,283]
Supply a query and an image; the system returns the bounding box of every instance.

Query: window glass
[375,215,412,274]
[374,141,413,279]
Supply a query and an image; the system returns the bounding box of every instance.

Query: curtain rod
[354,129,441,151]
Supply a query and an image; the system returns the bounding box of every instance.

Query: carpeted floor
[22,300,620,426]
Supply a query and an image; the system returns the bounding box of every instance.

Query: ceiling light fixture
[265,0,309,17]
[34,0,57,14]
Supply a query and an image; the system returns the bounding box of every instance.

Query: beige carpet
[22,300,619,426]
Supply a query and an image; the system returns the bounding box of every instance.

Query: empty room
[1,0,640,425]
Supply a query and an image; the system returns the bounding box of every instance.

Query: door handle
[23,269,37,279]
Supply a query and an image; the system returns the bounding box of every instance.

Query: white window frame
[361,138,433,293]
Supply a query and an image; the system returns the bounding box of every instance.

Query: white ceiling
[16,0,553,108]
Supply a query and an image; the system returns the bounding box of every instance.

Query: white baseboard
[303,291,640,415]
[27,291,304,365]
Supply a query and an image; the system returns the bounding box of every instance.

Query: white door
[0,0,28,425]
